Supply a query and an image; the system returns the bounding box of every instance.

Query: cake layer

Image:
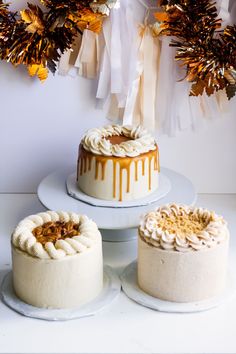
[138,236,229,302]
[12,244,103,309]
[77,146,159,201]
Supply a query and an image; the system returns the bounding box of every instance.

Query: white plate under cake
[77,125,160,201]
[138,203,229,302]
[11,211,103,309]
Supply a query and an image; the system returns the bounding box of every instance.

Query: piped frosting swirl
[81,125,156,157]
[139,204,229,252]
[12,211,101,260]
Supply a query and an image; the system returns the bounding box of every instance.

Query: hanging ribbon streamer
[96,1,161,131]
[155,37,174,134]
[58,34,82,76]
[58,50,73,76]
[217,0,230,26]
[57,0,233,136]
[142,26,160,130]
[122,33,143,126]
[96,16,112,109]
[96,0,140,119]
[74,29,100,79]
[127,24,160,131]
[58,30,101,78]
[230,0,236,23]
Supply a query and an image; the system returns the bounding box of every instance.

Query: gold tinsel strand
[0,0,114,81]
[156,0,236,99]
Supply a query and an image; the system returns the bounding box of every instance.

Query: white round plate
[1,266,120,321]
[66,172,171,208]
[120,261,236,313]
[37,167,196,230]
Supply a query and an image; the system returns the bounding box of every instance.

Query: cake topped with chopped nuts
[11,211,103,309]
[138,203,230,303]
[12,211,100,260]
[156,209,210,237]
[139,203,228,252]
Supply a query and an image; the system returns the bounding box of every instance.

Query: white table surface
[0,193,236,354]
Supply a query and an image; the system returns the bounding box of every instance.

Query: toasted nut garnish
[156,213,212,237]
[32,221,80,245]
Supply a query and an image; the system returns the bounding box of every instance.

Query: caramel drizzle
[78,145,160,201]
[135,161,138,181]
[113,161,117,199]
[119,160,131,201]
[77,147,94,181]
[95,156,107,180]
[142,159,145,176]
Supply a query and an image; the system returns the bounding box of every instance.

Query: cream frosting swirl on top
[139,204,229,252]
[81,125,157,157]
[12,211,101,260]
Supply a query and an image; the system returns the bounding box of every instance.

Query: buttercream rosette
[139,203,229,252]
[81,125,156,157]
[12,211,101,259]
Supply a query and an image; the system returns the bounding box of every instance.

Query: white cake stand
[37,167,196,242]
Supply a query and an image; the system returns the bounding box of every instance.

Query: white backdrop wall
[1,0,236,194]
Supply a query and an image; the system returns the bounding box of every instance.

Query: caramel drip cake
[11,211,103,309]
[138,204,229,302]
[77,125,160,201]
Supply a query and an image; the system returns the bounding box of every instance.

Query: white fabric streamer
[57,0,234,136]
[96,16,112,106]
[58,34,82,76]
[122,32,143,125]
[217,0,231,26]
[96,0,139,117]
[142,26,160,130]
[155,37,177,135]
[230,0,236,23]
[58,50,73,76]
[74,29,100,79]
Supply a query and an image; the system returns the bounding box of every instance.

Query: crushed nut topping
[32,221,80,246]
[157,212,211,236]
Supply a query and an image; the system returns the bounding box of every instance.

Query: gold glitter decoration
[156,0,236,99]
[0,0,115,81]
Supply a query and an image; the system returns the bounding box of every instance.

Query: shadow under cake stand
[37,167,196,242]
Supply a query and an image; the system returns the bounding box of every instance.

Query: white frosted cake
[11,211,103,309]
[138,204,229,302]
[77,125,160,201]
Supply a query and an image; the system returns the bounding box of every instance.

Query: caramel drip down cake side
[77,145,160,201]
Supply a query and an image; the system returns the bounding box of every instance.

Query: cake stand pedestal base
[37,167,196,242]
[101,228,137,242]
